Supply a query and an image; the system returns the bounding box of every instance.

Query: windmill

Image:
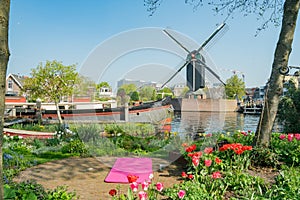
[161,23,228,92]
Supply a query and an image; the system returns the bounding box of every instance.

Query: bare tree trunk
[0,0,10,198]
[254,0,300,147]
[55,101,63,124]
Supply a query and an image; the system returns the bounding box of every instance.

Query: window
[7,79,13,90]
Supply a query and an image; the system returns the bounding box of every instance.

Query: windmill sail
[162,23,227,91]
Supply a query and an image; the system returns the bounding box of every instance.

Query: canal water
[171,112,283,134]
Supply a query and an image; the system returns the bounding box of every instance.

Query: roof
[7,73,28,89]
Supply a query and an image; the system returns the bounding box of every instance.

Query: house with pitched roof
[6,73,28,96]
[5,73,27,103]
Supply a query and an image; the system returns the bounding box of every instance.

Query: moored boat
[11,98,173,124]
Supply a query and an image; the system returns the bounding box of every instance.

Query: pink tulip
[138,191,148,200]
[192,156,199,167]
[204,159,212,167]
[279,134,286,140]
[288,134,294,142]
[142,181,149,191]
[130,182,139,192]
[212,171,222,179]
[204,147,213,154]
[156,182,164,192]
[294,133,300,140]
[178,190,186,199]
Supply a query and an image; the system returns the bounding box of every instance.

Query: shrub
[61,139,88,156]
[4,180,48,199]
[47,185,78,200]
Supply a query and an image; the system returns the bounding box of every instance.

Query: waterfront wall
[171,98,238,112]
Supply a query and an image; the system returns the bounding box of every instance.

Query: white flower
[149,173,154,180]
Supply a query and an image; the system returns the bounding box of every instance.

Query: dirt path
[14,157,185,200]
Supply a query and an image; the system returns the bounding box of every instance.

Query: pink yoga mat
[104,158,153,183]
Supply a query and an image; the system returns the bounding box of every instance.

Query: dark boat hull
[15,99,173,123]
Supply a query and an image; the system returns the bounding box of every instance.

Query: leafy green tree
[23,60,79,124]
[96,81,111,90]
[130,91,140,101]
[74,75,96,98]
[225,75,245,100]
[157,87,173,100]
[278,80,300,132]
[139,86,156,101]
[145,0,300,147]
[119,83,137,95]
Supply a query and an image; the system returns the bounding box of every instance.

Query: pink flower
[156,182,164,192]
[204,159,212,167]
[204,147,213,154]
[181,171,187,178]
[294,133,300,140]
[206,133,212,137]
[241,131,247,136]
[288,134,294,142]
[130,182,139,192]
[279,134,286,140]
[142,181,149,191]
[212,171,222,179]
[138,191,148,200]
[192,156,200,167]
[178,190,186,199]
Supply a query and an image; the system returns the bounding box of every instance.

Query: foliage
[22,60,79,124]
[22,60,79,103]
[130,91,140,101]
[96,81,111,89]
[109,133,170,154]
[139,86,156,101]
[4,180,48,200]
[73,75,96,98]
[225,75,245,100]
[61,139,88,156]
[118,84,137,95]
[157,87,173,100]
[271,133,300,166]
[47,185,78,200]
[278,81,300,132]
[265,166,300,199]
[4,181,78,200]
[74,124,101,144]
[9,123,58,133]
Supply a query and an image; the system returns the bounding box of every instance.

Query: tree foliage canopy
[118,84,137,96]
[23,60,79,103]
[278,80,300,132]
[225,75,245,100]
[139,86,156,101]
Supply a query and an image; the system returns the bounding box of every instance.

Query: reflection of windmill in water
[161,23,228,92]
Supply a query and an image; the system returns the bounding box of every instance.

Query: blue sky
[8,0,300,88]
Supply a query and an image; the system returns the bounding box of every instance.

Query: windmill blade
[197,59,226,86]
[163,29,191,54]
[160,60,189,89]
[196,23,227,53]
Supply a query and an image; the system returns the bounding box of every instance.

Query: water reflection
[171,112,261,134]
